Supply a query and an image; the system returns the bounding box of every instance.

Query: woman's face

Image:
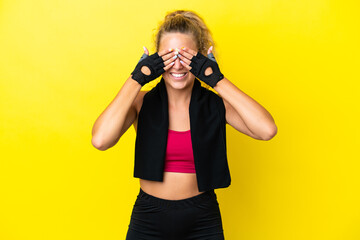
[158,32,197,90]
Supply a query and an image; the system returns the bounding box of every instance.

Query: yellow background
[1,0,359,239]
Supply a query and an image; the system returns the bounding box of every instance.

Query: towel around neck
[133,76,231,192]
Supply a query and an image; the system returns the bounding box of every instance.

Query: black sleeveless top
[133,77,231,192]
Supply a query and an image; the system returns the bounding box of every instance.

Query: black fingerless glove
[131,52,165,86]
[189,52,224,88]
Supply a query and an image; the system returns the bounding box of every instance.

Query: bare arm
[91,77,141,151]
[91,47,177,151]
[177,46,277,141]
[214,77,277,140]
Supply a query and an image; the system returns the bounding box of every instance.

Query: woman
[92,10,277,240]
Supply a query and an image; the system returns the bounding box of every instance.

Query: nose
[172,56,183,69]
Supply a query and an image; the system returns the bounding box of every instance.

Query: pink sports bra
[163,129,196,173]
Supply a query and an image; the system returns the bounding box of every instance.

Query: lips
[170,72,188,79]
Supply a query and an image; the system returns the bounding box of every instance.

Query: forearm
[91,76,141,149]
[213,77,277,138]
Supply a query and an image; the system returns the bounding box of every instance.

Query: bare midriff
[139,172,205,200]
[135,90,205,200]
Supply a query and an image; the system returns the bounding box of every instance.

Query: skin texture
[139,32,277,200]
[139,32,209,200]
[92,32,277,200]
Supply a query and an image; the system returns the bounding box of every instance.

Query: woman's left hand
[177,46,224,88]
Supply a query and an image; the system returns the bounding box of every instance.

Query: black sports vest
[133,77,231,192]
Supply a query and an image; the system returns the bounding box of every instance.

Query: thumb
[143,46,149,55]
[207,46,213,55]
[207,46,217,62]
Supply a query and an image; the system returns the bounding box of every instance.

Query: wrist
[129,75,144,87]
[205,73,224,88]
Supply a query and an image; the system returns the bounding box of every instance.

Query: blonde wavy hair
[146,10,218,90]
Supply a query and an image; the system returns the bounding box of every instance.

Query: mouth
[170,72,188,80]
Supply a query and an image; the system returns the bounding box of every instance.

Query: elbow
[261,124,278,141]
[91,136,108,151]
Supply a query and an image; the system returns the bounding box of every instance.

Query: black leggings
[126,188,225,240]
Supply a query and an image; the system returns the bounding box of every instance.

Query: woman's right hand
[131,46,177,86]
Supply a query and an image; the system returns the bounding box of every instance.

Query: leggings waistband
[137,187,217,208]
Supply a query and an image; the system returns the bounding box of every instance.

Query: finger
[163,55,176,66]
[162,51,178,62]
[179,59,192,71]
[181,47,197,55]
[163,61,175,71]
[143,46,149,55]
[179,47,198,59]
[158,48,174,57]
[177,48,194,61]
[177,54,191,65]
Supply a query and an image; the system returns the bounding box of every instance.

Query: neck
[165,80,195,109]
